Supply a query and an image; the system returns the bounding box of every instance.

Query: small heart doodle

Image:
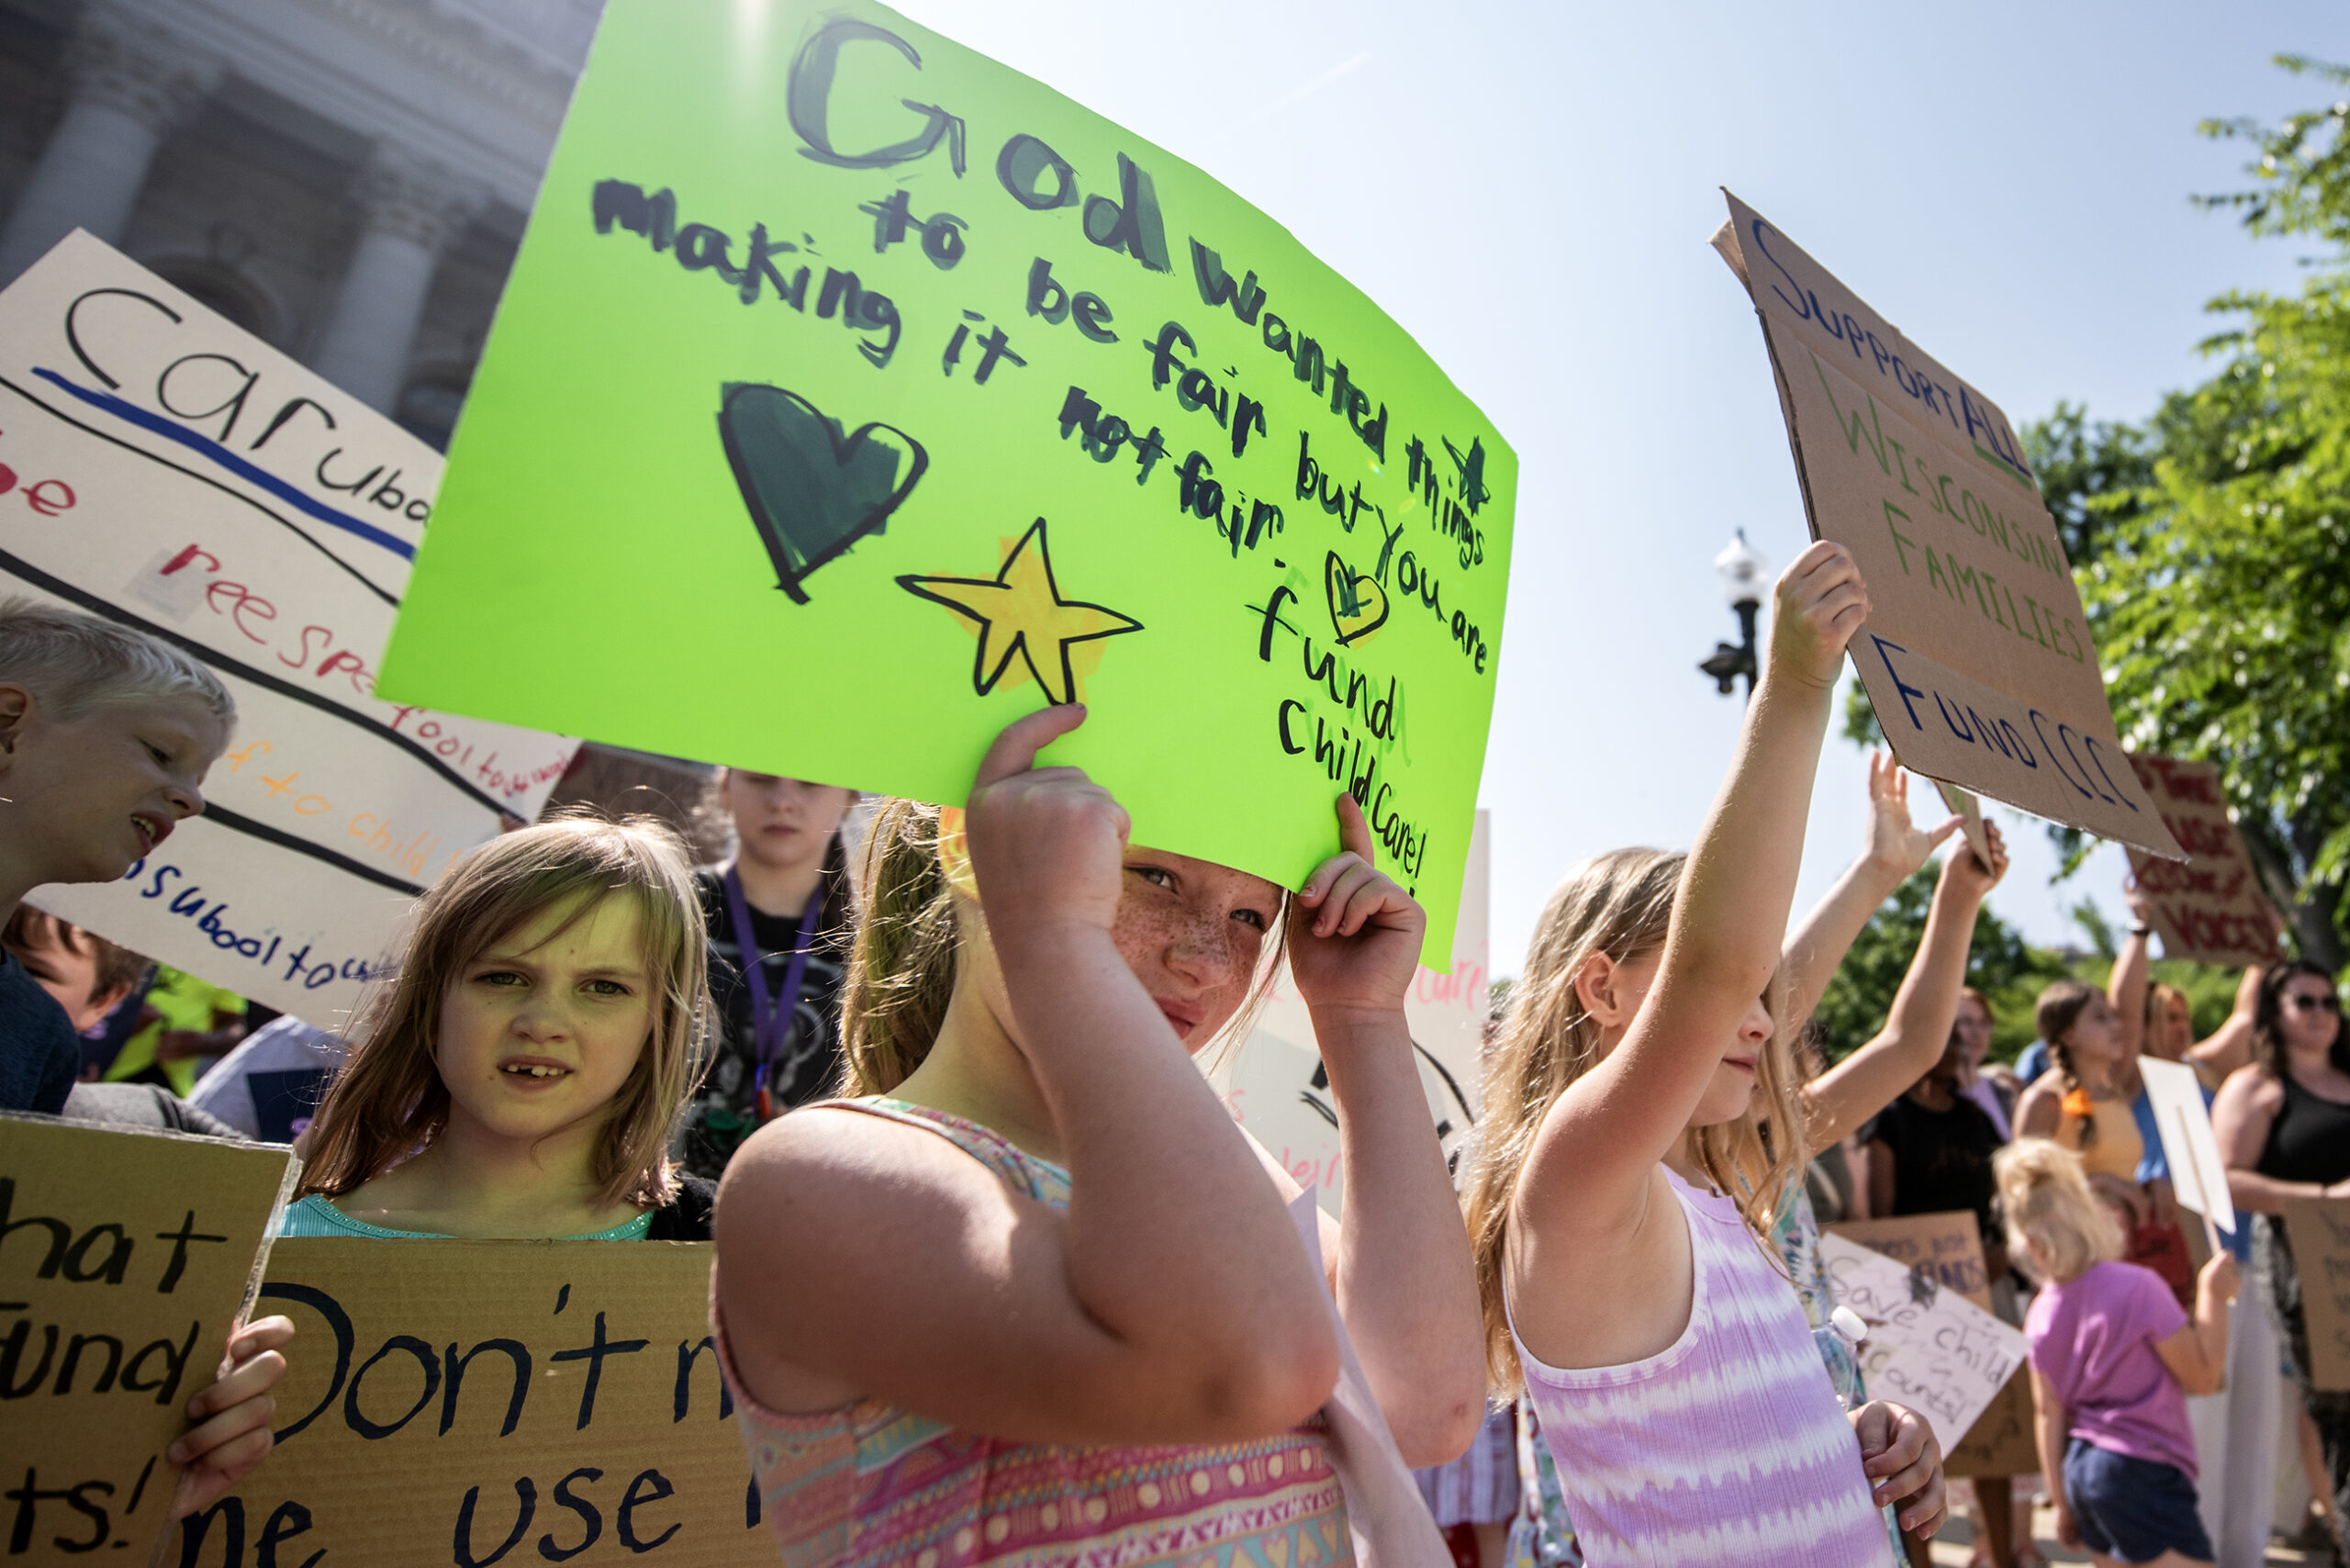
[1325,551,1389,646]
[718,383,928,603]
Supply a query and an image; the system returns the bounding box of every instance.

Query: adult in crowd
[2214,960,2350,1562]
[680,768,856,1177]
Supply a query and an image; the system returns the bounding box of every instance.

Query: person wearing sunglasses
[2215,958,2350,1563]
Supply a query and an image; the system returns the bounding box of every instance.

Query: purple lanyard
[722,867,822,1094]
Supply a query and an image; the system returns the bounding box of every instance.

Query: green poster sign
[379,0,1515,962]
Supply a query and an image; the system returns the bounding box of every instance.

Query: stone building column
[0,3,221,282]
[308,151,482,413]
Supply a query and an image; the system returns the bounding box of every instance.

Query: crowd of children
[3,559,2344,1568]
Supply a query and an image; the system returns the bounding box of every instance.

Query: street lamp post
[1697,529,1770,700]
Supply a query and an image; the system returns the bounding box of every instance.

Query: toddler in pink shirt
[1997,1139,2236,1566]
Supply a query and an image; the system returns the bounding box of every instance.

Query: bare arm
[2188,967,2264,1083]
[1804,824,2008,1152]
[1778,751,1961,1033]
[716,709,1338,1445]
[2153,1254,2240,1396]
[2109,910,2150,1062]
[1294,795,1484,1466]
[1506,549,1872,1376]
[2029,1366,2081,1551]
[1516,543,1868,1251]
[2015,1076,2064,1140]
[1865,1137,1897,1217]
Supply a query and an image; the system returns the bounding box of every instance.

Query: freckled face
[1109,849,1281,1050]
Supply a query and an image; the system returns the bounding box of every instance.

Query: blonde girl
[713,705,1483,1567]
[288,815,715,1240]
[1463,543,1945,1567]
[1997,1140,2235,1567]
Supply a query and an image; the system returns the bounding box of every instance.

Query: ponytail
[838,799,961,1095]
[2034,980,2101,1150]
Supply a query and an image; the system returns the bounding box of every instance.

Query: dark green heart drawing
[718,383,928,603]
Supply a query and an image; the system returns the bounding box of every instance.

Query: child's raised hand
[1861,750,1963,881]
[2199,1249,2241,1307]
[1288,792,1426,1019]
[1942,817,2009,901]
[966,705,1128,941]
[1852,1398,1947,1536]
[1767,540,1870,689]
[167,1314,295,1519]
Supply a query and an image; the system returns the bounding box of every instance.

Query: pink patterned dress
[716,1098,1354,1568]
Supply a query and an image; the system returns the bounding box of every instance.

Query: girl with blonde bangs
[1470,543,1953,1568]
[714,705,1483,1568]
[288,814,719,1241]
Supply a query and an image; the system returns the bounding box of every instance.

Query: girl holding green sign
[711,702,1483,1565]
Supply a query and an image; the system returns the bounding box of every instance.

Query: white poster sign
[1,232,576,1027]
[1820,1231,2030,1456]
[2140,1055,2236,1239]
[1214,811,1490,1215]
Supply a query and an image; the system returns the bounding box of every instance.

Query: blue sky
[900,0,2346,979]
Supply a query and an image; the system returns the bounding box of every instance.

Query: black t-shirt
[0,949,80,1115]
[1863,1092,2005,1244]
[680,869,847,1179]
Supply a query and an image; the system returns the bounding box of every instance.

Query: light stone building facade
[0,0,601,446]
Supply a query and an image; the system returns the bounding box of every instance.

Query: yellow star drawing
[896,519,1144,705]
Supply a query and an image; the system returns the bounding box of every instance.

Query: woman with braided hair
[2015,983,2154,1234]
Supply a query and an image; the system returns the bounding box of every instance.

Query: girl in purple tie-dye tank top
[1460,544,1953,1567]
[712,707,1484,1568]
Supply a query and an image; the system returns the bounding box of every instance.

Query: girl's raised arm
[1805,822,2009,1152]
[717,707,1338,1446]
[1518,541,1869,1243]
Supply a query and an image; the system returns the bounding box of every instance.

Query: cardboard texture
[0,1114,291,1562]
[1935,780,1990,870]
[1818,1233,2029,1460]
[374,0,1516,967]
[2139,1055,2236,1239]
[2283,1199,2350,1393]
[2121,753,2287,967]
[0,234,577,1028]
[1713,194,2180,862]
[1215,811,1489,1215]
[182,1238,759,1567]
[1828,1210,2037,1477]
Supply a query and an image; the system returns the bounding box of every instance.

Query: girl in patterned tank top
[712,705,1483,1568]
[1460,543,1950,1567]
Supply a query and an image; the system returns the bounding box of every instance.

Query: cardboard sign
[1827,1210,2037,1476]
[1818,1232,2030,1458]
[2121,753,2286,967]
[2139,1055,2235,1239]
[181,1238,758,1567]
[0,234,578,1026]
[2283,1199,2350,1393]
[1215,812,1489,1214]
[1713,194,2179,862]
[0,1114,293,1562]
[1935,779,1990,870]
[375,0,1515,965]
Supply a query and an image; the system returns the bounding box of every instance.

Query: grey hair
[0,598,234,724]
